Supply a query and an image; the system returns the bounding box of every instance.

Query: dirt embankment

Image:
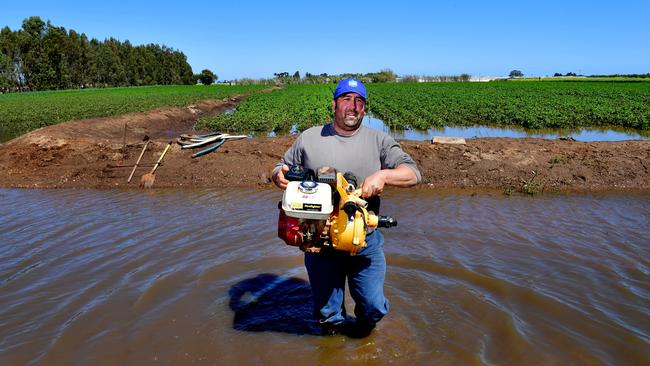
[1,97,649,193]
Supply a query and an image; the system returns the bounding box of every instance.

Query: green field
[3,82,649,142]
[0,85,266,141]
[198,81,650,133]
[367,82,650,130]
[511,77,650,82]
[197,84,333,133]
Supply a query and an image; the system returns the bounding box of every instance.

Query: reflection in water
[0,188,648,365]
[362,115,650,141]
[253,116,649,141]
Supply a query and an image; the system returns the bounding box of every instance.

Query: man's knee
[357,296,389,323]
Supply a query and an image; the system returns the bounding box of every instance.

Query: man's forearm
[382,164,419,187]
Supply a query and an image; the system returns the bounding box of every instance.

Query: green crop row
[200,82,650,134]
[4,82,648,142]
[197,84,334,133]
[366,82,650,130]
[0,85,266,141]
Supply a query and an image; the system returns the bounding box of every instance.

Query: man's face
[332,92,366,132]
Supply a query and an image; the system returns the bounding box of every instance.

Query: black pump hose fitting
[377,215,397,228]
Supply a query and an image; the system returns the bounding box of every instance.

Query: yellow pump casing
[328,173,379,255]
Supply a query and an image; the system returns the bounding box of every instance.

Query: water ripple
[0,188,648,365]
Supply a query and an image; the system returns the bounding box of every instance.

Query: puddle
[243,116,650,141]
[362,116,650,142]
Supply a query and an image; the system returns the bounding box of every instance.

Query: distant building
[470,76,506,82]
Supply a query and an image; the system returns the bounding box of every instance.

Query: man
[272,78,421,336]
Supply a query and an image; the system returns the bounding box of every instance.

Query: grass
[200,81,650,134]
[511,77,650,82]
[520,170,541,195]
[367,81,650,131]
[197,84,334,133]
[548,156,565,165]
[3,81,649,141]
[0,84,266,142]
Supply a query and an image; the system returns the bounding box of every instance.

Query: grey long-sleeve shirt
[276,123,421,184]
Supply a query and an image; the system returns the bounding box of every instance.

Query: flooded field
[0,188,648,365]
[362,116,650,142]
[263,116,650,142]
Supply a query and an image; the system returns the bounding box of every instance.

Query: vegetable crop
[197,84,333,133]
[201,82,650,134]
[367,82,650,130]
[0,85,265,141]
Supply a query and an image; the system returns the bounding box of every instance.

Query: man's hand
[361,165,418,198]
[361,170,386,198]
[272,164,290,189]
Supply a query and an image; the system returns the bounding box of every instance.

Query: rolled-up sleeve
[380,136,422,183]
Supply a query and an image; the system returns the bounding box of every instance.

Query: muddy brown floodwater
[0,188,648,365]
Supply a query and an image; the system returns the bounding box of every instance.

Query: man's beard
[341,113,362,129]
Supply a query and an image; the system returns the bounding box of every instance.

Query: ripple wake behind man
[272,78,421,336]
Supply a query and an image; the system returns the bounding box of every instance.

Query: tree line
[234,69,475,85]
[270,69,399,84]
[235,69,402,85]
[0,16,196,93]
[585,73,650,79]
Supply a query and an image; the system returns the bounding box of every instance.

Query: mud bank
[1,99,648,193]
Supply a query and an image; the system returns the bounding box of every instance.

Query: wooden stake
[127,140,150,183]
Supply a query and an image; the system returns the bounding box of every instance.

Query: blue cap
[333,78,366,100]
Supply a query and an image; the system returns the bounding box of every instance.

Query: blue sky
[1,0,648,80]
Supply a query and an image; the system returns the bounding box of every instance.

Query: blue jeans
[304,230,389,326]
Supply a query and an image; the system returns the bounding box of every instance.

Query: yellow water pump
[278,166,397,255]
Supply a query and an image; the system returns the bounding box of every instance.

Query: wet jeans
[304,230,389,326]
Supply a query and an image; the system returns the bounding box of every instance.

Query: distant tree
[509,70,524,78]
[553,72,562,77]
[399,74,420,83]
[19,17,48,90]
[0,51,13,92]
[588,73,650,79]
[198,69,216,85]
[460,73,471,82]
[22,16,46,38]
[367,68,396,83]
[565,72,577,76]
[0,16,197,92]
[293,70,300,79]
[0,26,20,91]
[272,71,293,84]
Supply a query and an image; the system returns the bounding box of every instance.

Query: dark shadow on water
[228,273,321,335]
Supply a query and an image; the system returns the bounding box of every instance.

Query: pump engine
[278,166,397,255]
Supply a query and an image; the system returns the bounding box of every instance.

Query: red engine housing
[278,210,303,246]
